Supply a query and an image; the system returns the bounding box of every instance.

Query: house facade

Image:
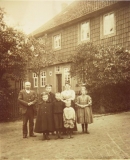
[30,0,130,93]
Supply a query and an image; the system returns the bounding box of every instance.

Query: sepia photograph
[0,0,130,159]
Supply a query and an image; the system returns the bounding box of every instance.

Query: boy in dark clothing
[53,92,65,139]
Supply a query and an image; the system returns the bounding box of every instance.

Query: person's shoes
[23,135,27,138]
[82,130,84,134]
[70,136,73,138]
[30,134,36,137]
[85,131,90,134]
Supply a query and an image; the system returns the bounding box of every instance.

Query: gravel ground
[0,111,130,160]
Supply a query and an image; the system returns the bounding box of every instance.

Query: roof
[32,0,120,37]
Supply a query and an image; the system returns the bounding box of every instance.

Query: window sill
[53,47,61,51]
[78,39,90,45]
[100,32,116,39]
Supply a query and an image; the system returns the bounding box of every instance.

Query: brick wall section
[116,5,130,48]
[91,5,130,48]
[45,4,130,60]
[46,24,79,59]
[33,1,118,35]
[30,2,130,93]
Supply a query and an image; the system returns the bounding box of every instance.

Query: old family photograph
[0,0,130,159]
[19,82,93,139]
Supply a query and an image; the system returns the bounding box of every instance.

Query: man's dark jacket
[18,90,37,114]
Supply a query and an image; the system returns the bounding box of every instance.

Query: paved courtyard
[0,111,130,160]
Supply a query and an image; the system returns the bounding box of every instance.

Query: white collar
[25,90,30,93]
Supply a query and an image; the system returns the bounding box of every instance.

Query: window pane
[81,22,90,41]
[64,68,71,84]
[35,78,38,87]
[109,13,114,33]
[40,71,46,87]
[54,34,61,49]
[103,13,114,35]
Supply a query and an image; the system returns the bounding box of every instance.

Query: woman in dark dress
[45,84,55,135]
[34,92,54,140]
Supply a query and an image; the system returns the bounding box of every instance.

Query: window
[64,68,71,84]
[103,12,115,35]
[40,71,46,87]
[55,66,62,73]
[101,12,116,38]
[80,21,90,41]
[53,34,61,49]
[33,73,38,87]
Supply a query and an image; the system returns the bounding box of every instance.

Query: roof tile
[33,0,119,36]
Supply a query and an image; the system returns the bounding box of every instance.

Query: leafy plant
[70,42,130,90]
[70,42,130,113]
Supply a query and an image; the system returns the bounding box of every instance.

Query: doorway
[56,74,62,92]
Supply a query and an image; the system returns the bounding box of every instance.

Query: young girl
[63,99,75,138]
[53,92,65,139]
[76,88,93,134]
[34,92,54,140]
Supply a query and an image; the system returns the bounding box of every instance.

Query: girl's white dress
[61,89,75,101]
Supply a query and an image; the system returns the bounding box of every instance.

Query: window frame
[79,20,90,43]
[53,34,61,50]
[40,71,46,87]
[64,68,71,84]
[55,66,62,73]
[100,11,116,39]
[33,73,38,88]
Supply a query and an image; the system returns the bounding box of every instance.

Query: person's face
[65,84,70,90]
[81,89,86,95]
[65,100,71,107]
[45,86,52,93]
[25,82,31,90]
[42,95,48,101]
[55,94,61,100]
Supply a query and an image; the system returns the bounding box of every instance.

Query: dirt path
[0,112,130,160]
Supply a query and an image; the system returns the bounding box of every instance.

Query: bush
[91,83,130,113]
[0,88,22,122]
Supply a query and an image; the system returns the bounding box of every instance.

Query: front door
[56,74,62,92]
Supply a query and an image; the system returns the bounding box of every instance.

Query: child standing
[53,93,65,139]
[76,88,93,134]
[34,92,54,140]
[63,100,75,138]
[45,84,55,135]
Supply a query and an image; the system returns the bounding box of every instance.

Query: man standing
[18,82,37,138]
